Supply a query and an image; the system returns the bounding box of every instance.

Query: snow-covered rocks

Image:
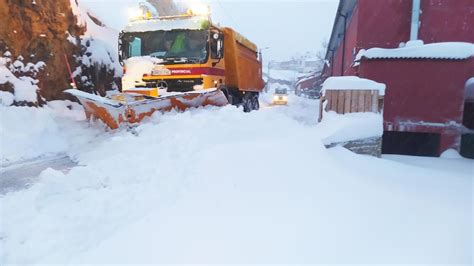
[69,0,122,87]
[0,91,14,106]
[0,56,43,105]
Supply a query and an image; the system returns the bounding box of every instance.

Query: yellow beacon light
[187,4,211,16]
[128,3,153,21]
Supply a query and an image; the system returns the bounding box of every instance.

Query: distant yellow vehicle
[272,88,288,105]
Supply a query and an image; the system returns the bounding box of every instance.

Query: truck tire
[243,93,253,113]
[252,94,260,111]
[243,92,259,112]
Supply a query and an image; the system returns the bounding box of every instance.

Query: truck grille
[143,78,204,92]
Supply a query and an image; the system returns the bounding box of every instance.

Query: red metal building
[295,74,321,96]
[322,0,474,157]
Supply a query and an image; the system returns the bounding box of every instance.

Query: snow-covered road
[0,154,76,195]
[0,94,472,264]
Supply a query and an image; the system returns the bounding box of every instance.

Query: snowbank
[317,111,383,144]
[321,76,386,96]
[0,102,94,165]
[0,107,69,164]
[357,41,474,60]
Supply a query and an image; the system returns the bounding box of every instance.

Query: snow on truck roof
[122,16,258,53]
[322,76,386,96]
[357,41,474,60]
[123,15,210,33]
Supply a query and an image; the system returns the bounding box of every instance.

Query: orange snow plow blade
[65,89,228,129]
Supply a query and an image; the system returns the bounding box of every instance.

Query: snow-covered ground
[0,94,472,264]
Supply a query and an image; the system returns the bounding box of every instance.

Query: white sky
[82,0,338,62]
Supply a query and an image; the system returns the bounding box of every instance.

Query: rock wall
[0,0,118,106]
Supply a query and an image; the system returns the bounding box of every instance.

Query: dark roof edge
[322,0,357,75]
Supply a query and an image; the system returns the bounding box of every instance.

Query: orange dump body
[222,27,265,92]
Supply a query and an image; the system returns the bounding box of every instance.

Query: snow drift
[0,99,471,264]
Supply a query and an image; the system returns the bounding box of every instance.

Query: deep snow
[0,95,472,264]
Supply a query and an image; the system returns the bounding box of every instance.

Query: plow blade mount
[65,89,228,129]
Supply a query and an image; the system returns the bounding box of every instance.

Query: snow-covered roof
[296,74,319,85]
[322,76,386,95]
[123,16,209,33]
[357,41,474,60]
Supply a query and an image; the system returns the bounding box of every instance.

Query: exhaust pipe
[410,0,421,41]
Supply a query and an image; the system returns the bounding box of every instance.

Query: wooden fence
[319,89,383,122]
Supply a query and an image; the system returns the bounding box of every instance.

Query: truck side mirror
[211,32,224,60]
[217,33,224,58]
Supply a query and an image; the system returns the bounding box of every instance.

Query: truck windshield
[120,30,209,64]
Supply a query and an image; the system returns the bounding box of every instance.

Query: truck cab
[119,15,225,93]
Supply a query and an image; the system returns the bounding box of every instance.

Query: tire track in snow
[0,154,76,195]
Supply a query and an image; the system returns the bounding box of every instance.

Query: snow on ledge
[357,41,474,60]
[318,111,383,145]
[322,76,386,96]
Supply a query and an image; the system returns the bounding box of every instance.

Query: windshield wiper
[186,58,201,63]
[162,57,202,64]
[162,57,185,62]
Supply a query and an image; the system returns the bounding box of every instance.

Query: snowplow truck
[66,14,264,129]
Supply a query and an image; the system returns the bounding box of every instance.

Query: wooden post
[357,90,365,112]
[337,90,345,114]
[344,90,352,114]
